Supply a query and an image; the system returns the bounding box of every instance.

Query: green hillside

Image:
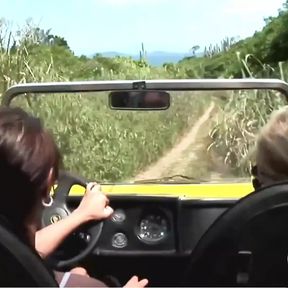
[178,1,288,79]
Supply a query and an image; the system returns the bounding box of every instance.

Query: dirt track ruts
[134,102,216,180]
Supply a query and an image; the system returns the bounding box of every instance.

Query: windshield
[10,88,287,184]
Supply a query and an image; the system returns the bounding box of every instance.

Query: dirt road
[134,102,216,180]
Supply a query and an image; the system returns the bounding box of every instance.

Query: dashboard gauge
[112,232,128,248]
[111,209,126,223]
[138,213,168,244]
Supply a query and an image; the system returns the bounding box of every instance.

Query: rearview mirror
[109,90,170,110]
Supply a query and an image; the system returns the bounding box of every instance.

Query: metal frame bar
[2,79,288,106]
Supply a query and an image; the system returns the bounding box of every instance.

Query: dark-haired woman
[0,106,148,287]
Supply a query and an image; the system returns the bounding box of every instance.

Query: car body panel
[63,182,254,199]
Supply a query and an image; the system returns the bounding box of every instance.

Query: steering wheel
[41,171,103,270]
[183,181,288,286]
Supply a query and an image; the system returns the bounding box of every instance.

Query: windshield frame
[2,79,288,106]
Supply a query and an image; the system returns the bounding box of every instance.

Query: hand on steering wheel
[73,182,113,222]
[42,171,106,270]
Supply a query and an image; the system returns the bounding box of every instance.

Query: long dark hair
[0,106,61,245]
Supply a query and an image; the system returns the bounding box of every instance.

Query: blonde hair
[256,105,288,185]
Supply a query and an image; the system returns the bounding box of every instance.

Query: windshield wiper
[134,174,205,184]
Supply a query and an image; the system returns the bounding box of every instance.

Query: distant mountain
[92,51,195,66]
[146,51,193,66]
[100,51,128,57]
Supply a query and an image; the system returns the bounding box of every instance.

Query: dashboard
[68,195,235,257]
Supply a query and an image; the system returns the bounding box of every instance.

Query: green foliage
[14,92,208,182]
[209,89,286,176]
[179,1,288,78]
[2,1,288,181]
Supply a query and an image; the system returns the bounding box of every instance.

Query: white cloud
[224,0,284,15]
[100,0,164,6]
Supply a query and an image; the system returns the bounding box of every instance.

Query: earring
[251,164,257,177]
[251,165,261,190]
[42,195,53,207]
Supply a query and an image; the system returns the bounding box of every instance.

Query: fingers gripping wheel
[41,171,103,270]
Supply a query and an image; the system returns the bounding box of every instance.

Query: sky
[0,0,285,55]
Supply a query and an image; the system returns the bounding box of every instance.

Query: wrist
[70,209,90,224]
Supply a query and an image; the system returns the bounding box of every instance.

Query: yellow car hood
[67,182,254,200]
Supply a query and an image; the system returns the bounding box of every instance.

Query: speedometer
[138,213,168,244]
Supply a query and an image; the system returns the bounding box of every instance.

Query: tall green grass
[12,92,209,182]
[208,54,288,176]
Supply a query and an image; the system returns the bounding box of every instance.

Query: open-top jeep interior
[2,79,288,286]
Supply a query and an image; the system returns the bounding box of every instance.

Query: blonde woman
[252,106,288,189]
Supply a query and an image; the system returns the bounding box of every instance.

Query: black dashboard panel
[67,195,237,257]
[66,195,238,286]
[95,196,178,255]
[178,199,236,254]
